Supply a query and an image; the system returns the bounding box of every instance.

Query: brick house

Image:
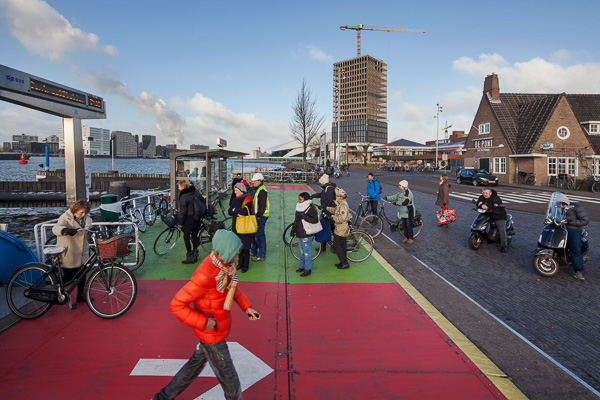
[464,73,600,186]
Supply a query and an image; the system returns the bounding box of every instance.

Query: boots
[182,252,195,264]
[192,249,199,262]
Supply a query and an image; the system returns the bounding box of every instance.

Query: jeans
[153,340,242,400]
[369,200,378,217]
[567,228,584,271]
[251,217,268,258]
[332,234,348,266]
[297,236,313,271]
[494,219,508,247]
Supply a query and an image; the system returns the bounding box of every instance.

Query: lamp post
[333,66,345,168]
[434,103,443,169]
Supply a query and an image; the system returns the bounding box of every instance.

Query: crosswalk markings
[450,190,600,205]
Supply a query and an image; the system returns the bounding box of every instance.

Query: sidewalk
[0,183,523,399]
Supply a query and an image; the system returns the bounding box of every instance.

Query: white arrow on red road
[130,342,273,400]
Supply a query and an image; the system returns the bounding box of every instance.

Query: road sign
[130,342,273,400]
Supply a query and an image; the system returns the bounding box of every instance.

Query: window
[478,123,490,135]
[547,157,577,176]
[493,157,506,174]
[590,124,599,134]
[557,126,570,140]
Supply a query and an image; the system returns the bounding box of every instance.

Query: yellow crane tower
[340,24,426,57]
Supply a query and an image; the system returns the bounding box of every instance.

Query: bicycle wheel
[592,181,600,193]
[143,203,157,226]
[133,209,147,233]
[289,236,321,261]
[346,230,374,262]
[154,227,180,255]
[282,223,293,246]
[567,179,575,190]
[221,216,233,231]
[7,263,57,319]
[158,198,169,216]
[199,226,213,253]
[86,264,137,319]
[122,239,145,271]
[358,214,384,238]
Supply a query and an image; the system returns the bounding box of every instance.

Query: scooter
[532,192,589,277]
[332,168,341,179]
[468,200,515,250]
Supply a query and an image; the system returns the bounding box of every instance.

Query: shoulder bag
[236,204,257,234]
[301,206,323,235]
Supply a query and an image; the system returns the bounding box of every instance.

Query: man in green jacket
[385,180,415,244]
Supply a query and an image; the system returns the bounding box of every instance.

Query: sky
[1,0,600,154]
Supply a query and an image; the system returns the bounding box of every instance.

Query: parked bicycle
[565,175,600,192]
[120,196,147,233]
[358,199,424,239]
[143,190,170,226]
[288,227,374,262]
[6,228,137,320]
[517,171,536,185]
[208,188,233,229]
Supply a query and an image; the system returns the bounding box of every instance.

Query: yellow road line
[372,249,528,400]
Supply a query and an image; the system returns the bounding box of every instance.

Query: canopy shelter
[169,148,247,206]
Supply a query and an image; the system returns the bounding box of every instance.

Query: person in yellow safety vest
[250,172,269,261]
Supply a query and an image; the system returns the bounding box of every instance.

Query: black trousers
[238,249,250,271]
[62,266,86,300]
[332,234,348,266]
[153,340,242,400]
[182,220,199,253]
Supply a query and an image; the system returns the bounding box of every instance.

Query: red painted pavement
[0,280,505,399]
[266,184,308,191]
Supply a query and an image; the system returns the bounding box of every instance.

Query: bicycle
[517,172,536,185]
[556,173,572,189]
[288,227,374,262]
[565,175,600,192]
[6,228,137,320]
[120,196,147,233]
[358,199,424,239]
[208,188,233,229]
[143,191,170,226]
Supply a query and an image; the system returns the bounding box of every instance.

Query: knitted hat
[234,182,247,192]
[399,180,409,188]
[319,174,329,185]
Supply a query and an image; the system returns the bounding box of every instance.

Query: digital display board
[30,78,87,106]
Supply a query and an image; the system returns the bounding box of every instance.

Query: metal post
[435,103,443,169]
[63,117,87,204]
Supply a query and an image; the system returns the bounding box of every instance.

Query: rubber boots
[181,252,194,264]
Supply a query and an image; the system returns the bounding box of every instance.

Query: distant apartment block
[12,134,39,142]
[190,144,209,150]
[46,135,59,143]
[141,135,157,158]
[83,126,111,156]
[332,55,388,163]
[112,131,138,158]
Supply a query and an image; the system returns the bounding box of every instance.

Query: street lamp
[333,66,345,168]
[434,103,443,169]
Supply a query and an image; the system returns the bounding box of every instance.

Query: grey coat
[565,203,589,231]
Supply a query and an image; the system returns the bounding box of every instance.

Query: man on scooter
[477,188,508,252]
[559,194,590,281]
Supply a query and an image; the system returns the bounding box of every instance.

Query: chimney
[483,73,500,101]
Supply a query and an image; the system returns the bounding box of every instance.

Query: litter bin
[100,194,120,222]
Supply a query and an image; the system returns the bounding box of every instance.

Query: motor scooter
[332,168,341,179]
[468,200,515,250]
[532,192,589,277]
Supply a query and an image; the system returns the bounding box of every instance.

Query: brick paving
[314,168,600,398]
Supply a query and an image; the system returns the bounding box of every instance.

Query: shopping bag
[236,205,257,234]
[315,220,332,243]
[302,219,323,235]
[436,207,457,224]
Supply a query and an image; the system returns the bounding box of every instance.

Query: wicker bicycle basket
[97,234,130,259]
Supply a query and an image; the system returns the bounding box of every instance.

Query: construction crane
[339,24,426,57]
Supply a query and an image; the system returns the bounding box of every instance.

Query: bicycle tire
[143,203,157,226]
[6,263,57,319]
[154,227,180,255]
[397,218,424,239]
[289,235,321,261]
[158,198,169,215]
[199,226,213,253]
[86,264,137,319]
[133,209,147,233]
[282,223,293,246]
[346,230,374,263]
[358,214,384,238]
[592,181,600,193]
[221,216,233,231]
[567,179,575,190]
[122,239,145,271]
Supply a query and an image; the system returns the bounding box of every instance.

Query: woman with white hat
[384,180,415,244]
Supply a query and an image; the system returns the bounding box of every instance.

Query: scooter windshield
[545,192,567,222]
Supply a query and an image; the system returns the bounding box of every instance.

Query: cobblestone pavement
[313,169,600,398]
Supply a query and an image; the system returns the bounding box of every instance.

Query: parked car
[456,168,498,186]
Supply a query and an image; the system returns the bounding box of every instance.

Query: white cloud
[0,0,117,60]
[453,52,600,93]
[174,93,287,151]
[83,67,134,101]
[307,45,333,64]
[136,92,185,146]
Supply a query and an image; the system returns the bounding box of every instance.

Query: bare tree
[359,145,371,166]
[290,79,325,168]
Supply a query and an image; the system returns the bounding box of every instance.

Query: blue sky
[1,0,600,153]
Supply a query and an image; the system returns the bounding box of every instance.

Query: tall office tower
[332,55,388,163]
[141,135,157,158]
[82,126,111,156]
[112,130,138,158]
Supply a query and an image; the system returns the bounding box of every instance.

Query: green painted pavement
[133,184,395,284]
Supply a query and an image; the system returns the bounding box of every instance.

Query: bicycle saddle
[43,246,66,255]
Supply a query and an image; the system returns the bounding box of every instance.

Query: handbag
[301,207,323,235]
[236,205,257,234]
[436,205,457,224]
[315,219,332,243]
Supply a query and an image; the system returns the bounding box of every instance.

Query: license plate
[489,180,496,183]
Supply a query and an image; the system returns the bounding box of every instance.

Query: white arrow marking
[130,342,273,400]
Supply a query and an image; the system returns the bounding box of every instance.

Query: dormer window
[478,123,490,135]
[557,126,570,140]
[590,124,599,134]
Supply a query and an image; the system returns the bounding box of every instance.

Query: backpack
[193,192,208,220]
[378,182,383,195]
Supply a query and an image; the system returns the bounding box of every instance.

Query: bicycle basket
[97,234,130,259]
[412,211,423,227]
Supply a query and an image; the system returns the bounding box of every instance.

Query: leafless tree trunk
[360,145,371,166]
[290,79,325,169]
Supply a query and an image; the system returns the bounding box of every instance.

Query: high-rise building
[112,130,138,158]
[83,126,111,156]
[332,55,388,163]
[12,134,38,142]
[141,135,156,158]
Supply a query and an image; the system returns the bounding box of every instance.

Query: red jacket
[170,255,252,344]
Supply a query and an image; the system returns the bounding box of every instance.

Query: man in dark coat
[311,174,336,251]
[178,180,201,264]
[476,188,508,252]
[559,194,590,281]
